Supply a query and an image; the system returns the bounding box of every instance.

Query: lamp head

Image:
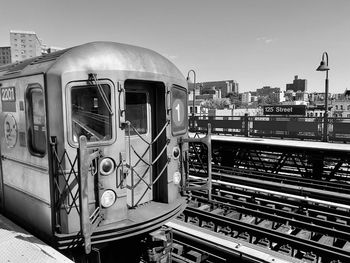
[316,60,330,71]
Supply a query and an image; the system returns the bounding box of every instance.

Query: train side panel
[0,74,52,237]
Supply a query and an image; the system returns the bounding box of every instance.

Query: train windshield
[71,84,112,142]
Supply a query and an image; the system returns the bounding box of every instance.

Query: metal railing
[190,115,350,142]
[125,120,170,208]
[181,124,212,201]
[51,136,102,254]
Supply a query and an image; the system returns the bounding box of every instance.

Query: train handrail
[78,136,103,254]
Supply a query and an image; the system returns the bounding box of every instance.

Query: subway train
[0,41,189,259]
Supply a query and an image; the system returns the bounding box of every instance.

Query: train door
[124,80,153,207]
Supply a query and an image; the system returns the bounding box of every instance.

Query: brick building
[286,75,307,92]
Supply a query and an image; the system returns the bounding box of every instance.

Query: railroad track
[167,219,302,263]
[193,162,350,193]
[211,164,350,194]
[189,162,350,206]
[177,185,350,263]
[190,162,350,225]
[185,142,350,262]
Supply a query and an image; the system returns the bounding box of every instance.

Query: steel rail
[190,191,350,241]
[191,169,350,206]
[210,164,350,194]
[190,162,350,195]
[211,176,350,210]
[183,207,350,262]
[213,184,350,223]
[168,220,300,263]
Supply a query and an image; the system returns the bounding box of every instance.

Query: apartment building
[10,30,42,63]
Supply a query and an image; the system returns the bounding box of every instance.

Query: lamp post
[187,70,196,130]
[316,52,330,142]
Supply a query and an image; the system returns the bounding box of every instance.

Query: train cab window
[171,86,187,135]
[26,86,46,156]
[125,92,147,136]
[71,84,112,143]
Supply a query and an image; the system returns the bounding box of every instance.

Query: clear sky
[1,0,349,93]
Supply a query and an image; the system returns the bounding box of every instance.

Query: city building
[241,92,251,105]
[47,46,63,53]
[250,91,258,104]
[214,107,262,116]
[200,80,239,98]
[295,90,308,101]
[306,105,324,118]
[330,91,350,118]
[286,75,307,92]
[285,90,304,102]
[188,79,239,115]
[284,90,295,102]
[307,90,350,118]
[308,92,330,107]
[42,45,63,54]
[256,86,282,104]
[10,30,42,63]
[271,90,285,103]
[333,92,347,101]
[0,47,11,65]
[256,86,280,97]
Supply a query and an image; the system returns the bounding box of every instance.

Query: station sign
[263,105,306,116]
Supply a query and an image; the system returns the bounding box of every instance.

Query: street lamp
[187,70,196,130]
[187,70,196,116]
[316,51,330,142]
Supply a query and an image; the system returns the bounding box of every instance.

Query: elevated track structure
[184,131,350,262]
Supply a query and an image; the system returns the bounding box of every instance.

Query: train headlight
[101,190,116,208]
[172,146,180,159]
[173,171,181,185]
[99,157,115,176]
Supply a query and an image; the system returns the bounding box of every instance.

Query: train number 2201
[1,87,16,102]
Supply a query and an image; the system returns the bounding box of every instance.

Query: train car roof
[0,42,186,85]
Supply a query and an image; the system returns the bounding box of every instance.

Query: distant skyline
[1,0,350,93]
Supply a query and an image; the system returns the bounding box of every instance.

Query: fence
[190,115,350,142]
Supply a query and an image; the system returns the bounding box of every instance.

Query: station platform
[0,213,73,263]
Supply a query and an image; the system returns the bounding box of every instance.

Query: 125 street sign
[263,105,306,116]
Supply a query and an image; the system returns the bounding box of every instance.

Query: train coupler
[141,226,173,263]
